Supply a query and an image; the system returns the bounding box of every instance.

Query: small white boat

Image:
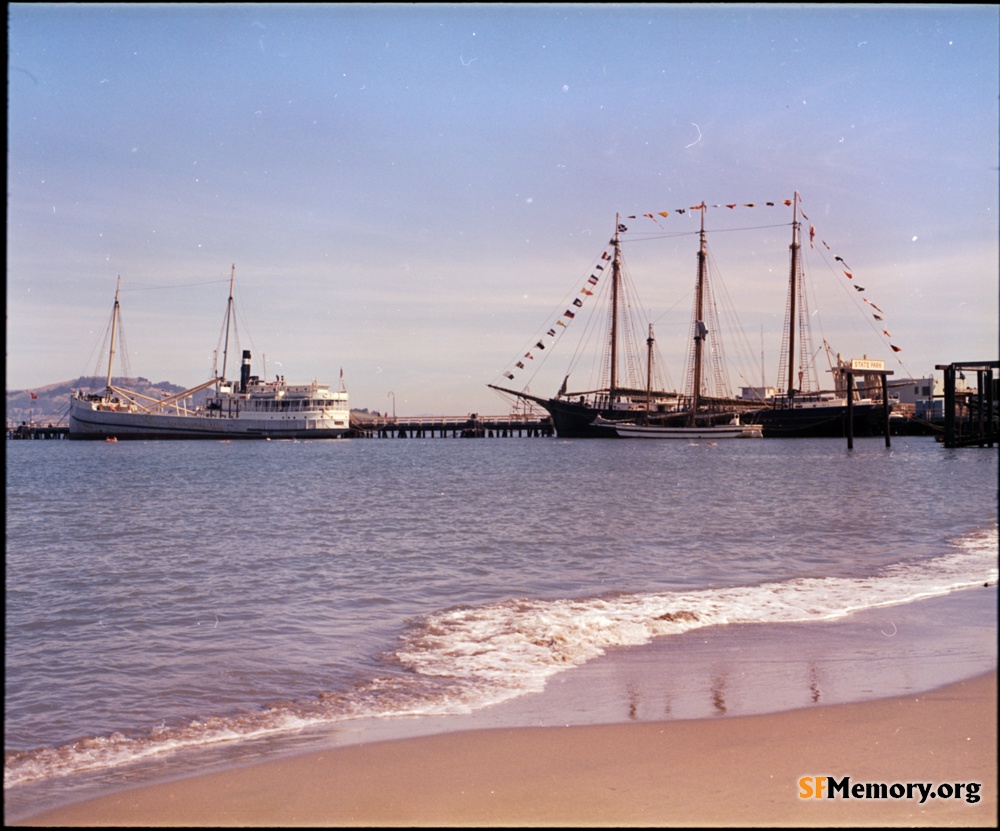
[594,415,762,439]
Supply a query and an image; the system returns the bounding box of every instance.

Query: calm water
[5,436,997,812]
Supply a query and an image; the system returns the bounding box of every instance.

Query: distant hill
[6,377,187,427]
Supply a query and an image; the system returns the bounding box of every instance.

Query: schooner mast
[219,264,236,385]
[645,324,654,418]
[607,215,623,404]
[785,191,801,400]
[689,202,708,425]
[104,276,122,399]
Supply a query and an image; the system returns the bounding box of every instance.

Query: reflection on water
[809,662,822,704]
[710,675,728,715]
[598,586,995,730]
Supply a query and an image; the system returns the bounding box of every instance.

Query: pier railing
[349,412,553,439]
[6,423,70,440]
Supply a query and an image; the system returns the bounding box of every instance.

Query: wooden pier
[349,412,553,439]
[934,360,998,448]
[6,423,69,440]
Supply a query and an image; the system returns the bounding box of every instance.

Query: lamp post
[387,391,396,421]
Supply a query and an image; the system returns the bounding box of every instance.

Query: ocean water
[5,435,997,818]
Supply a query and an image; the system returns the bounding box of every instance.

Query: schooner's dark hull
[539,396,755,438]
[746,402,890,438]
[488,385,762,439]
[541,398,623,438]
[489,384,665,438]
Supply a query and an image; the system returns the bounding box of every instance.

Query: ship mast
[690,202,708,426]
[608,216,622,403]
[220,264,236,383]
[104,275,122,398]
[645,324,654,420]
[786,192,800,400]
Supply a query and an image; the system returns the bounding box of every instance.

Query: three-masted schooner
[490,193,893,438]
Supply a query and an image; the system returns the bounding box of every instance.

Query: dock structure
[934,360,998,448]
[6,423,70,440]
[6,415,554,440]
[349,412,553,439]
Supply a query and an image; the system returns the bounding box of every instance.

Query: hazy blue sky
[8,3,998,415]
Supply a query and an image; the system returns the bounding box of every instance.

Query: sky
[7,3,998,416]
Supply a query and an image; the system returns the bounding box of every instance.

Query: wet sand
[18,670,997,827]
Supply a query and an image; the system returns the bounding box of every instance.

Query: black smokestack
[240,350,251,393]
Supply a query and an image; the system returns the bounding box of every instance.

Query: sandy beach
[17,669,996,827]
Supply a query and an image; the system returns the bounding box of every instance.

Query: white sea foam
[394,526,998,698]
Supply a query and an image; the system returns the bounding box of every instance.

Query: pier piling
[935,361,998,448]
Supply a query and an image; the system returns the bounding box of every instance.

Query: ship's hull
[542,397,749,439]
[746,401,889,439]
[68,398,350,440]
[540,398,636,438]
[488,384,753,439]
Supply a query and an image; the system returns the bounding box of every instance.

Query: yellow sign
[850,358,885,371]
